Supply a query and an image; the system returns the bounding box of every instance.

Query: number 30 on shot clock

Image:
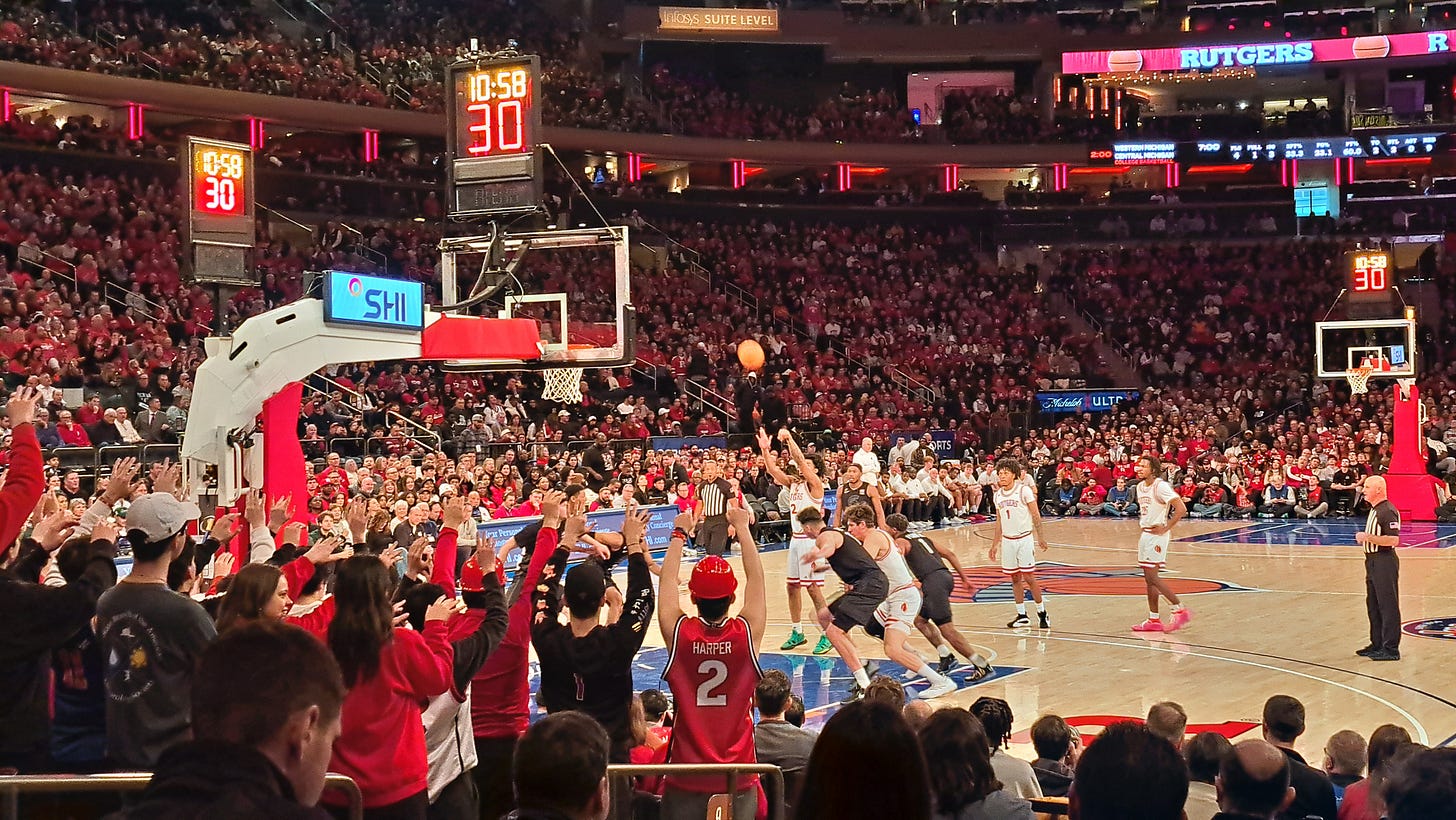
[452,58,537,159]
[188,139,252,218]
[1348,251,1390,295]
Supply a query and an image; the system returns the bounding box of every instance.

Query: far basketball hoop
[1345,364,1375,395]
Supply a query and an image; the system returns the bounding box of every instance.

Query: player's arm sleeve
[613,552,655,657]
[1157,482,1179,504]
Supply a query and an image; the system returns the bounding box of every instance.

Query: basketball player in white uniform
[1133,454,1191,632]
[859,491,958,699]
[988,458,1050,629]
[758,427,833,655]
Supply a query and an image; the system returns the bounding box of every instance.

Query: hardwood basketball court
[615,517,1456,758]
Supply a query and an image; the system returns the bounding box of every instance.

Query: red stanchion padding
[1387,382,1438,522]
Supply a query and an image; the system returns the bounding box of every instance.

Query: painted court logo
[1402,617,1456,640]
[950,562,1249,603]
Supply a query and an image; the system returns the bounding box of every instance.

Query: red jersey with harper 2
[1137,478,1180,569]
[663,614,763,792]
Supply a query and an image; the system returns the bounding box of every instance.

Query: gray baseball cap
[126,493,201,541]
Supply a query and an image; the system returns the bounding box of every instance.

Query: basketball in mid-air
[737,339,765,371]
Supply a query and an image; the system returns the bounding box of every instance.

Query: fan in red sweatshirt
[323,557,456,813]
[469,512,565,819]
[0,392,44,556]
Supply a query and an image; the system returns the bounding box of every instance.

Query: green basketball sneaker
[780,628,807,650]
[813,634,833,655]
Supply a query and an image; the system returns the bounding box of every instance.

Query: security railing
[606,763,787,820]
[0,772,363,820]
[15,249,164,321]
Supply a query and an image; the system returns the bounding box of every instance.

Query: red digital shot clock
[455,61,535,158]
[191,144,249,216]
[1349,251,1390,294]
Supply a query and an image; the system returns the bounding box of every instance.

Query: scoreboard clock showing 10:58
[1347,250,1392,303]
[445,54,544,218]
[192,145,247,215]
[183,136,256,287]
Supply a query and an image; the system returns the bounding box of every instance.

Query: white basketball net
[542,367,584,403]
[1346,365,1374,395]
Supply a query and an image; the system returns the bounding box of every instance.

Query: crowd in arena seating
[5,117,1456,508]
[0,1,1115,146]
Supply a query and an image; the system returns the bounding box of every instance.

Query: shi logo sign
[323,270,425,331]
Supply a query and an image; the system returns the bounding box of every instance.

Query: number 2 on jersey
[696,660,728,706]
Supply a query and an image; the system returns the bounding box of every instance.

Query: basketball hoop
[1346,365,1375,395]
[542,367,584,403]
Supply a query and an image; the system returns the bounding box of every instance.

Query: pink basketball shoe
[1166,609,1193,632]
[1132,618,1165,632]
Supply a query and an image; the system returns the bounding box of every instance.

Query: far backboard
[1314,317,1416,380]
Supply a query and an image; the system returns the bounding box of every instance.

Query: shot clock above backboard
[1348,250,1392,301]
[182,136,255,287]
[446,54,544,218]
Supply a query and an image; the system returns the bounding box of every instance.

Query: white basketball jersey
[1137,478,1179,528]
[873,529,916,588]
[789,481,823,536]
[994,485,1036,538]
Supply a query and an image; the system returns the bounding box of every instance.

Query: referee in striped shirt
[1355,476,1402,661]
[694,458,734,556]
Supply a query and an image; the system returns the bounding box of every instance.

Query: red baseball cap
[460,557,487,592]
[689,556,738,600]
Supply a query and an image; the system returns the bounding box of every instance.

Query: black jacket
[1032,757,1074,798]
[103,740,330,820]
[0,540,116,768]
[1277,746,1338,820]
[531,550,653,761]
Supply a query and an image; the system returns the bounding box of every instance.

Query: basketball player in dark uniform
[1355,476,1402,661]
[886,513,994,681]
[835,463,874,526]
[694,459,734,557]
[798,505,889,701]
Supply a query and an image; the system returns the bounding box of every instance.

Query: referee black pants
[1365,550,1401,652]
[699,515,730,556]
